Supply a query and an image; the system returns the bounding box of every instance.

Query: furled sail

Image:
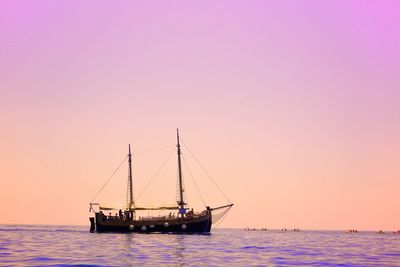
[98,203,126,211]
[130,203,179,210]
[99,203,179,211]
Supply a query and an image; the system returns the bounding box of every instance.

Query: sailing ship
[89,129,233,233]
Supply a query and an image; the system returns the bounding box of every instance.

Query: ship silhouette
[89,129,233,233]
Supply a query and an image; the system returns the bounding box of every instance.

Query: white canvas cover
[99,203,179,211]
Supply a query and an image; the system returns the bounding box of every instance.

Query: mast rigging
[176,129,186,216]
[127,144,134,210]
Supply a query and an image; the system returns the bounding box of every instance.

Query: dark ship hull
[90,211,212,233]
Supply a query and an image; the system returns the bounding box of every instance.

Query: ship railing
[139,215,168,221]
[133,209,208,221]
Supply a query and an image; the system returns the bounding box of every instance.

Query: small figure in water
[119,209,123,219]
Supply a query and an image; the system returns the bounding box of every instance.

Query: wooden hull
[91,212,212,233]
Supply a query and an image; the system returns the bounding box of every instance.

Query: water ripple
[0,225,399,266]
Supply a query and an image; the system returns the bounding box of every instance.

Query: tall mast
[176,129,185,215]
[128,144,134,210]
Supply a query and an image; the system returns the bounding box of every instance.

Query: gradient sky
[1,1,399,230]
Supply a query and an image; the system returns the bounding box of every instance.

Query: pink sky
[1,1,400,230]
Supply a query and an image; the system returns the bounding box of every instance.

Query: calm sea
[0,225,399,266]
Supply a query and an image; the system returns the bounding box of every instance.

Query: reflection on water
[0,225,399,266]
[174,234,185,266]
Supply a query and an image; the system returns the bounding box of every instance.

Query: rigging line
[181,155,207,207]
[90,155,128,203]
[135,144,175,154]
[135,147,176,201]
[181,140,232,204]
[213,206,232,229]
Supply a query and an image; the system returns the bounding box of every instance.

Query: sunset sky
[1,1,399,231]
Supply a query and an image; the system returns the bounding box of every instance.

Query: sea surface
[0,225,399,266]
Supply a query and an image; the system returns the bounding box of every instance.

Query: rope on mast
[135,146,176,201]
[90,155,128,203]
[176,129,185,214]
[182,155,207,207]
[181,140,232,204]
